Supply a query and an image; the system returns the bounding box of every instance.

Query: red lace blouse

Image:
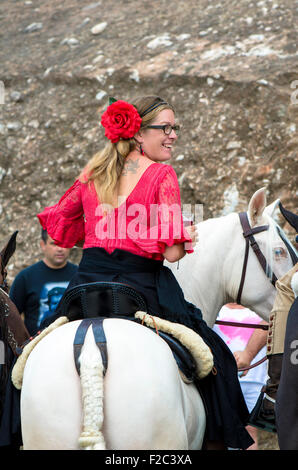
[37,163,193,261]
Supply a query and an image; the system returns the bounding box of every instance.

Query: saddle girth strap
[73,318,108,376]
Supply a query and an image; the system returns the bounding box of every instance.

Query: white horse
[18,188,295,450]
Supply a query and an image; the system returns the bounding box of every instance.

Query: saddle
[60,281,197,382]
[56,281,147,320]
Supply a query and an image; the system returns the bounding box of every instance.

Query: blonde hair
[79,96,174,205]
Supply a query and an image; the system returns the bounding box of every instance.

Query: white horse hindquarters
[21,318,205,450]
[21,321,83,450]
[101,319,205,450]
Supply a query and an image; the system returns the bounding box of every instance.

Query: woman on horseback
[37,95,254,449]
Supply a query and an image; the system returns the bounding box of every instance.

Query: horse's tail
[78,325,106,450]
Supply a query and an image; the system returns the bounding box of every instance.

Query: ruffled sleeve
[37,179,85,248]
[133,166,193,255]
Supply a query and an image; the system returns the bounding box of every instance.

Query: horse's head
[0,231,18,293]
[248,188,297,279]
[167,188,296,326]
[228,188,297,320]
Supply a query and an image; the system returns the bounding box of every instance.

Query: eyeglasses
[145,124,180,135]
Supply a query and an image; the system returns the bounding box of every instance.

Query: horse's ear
[264,198,280,219]
[0,231,18,267]
[248,188,267,226]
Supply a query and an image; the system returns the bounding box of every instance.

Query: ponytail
[80,139,135,205]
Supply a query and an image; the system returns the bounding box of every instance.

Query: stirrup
[248,389,277,433]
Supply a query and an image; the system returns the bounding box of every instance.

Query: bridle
[215,211,298,372]
[0,231,18,293]
[0,258,8,293]
[236,212,277,305]
[236,211,297,304]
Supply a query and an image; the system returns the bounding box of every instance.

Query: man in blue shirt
[10,229,78,335]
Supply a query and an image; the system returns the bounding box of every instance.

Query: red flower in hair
[101,100,142,143]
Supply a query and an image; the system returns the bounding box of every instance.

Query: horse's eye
[274,247,285,257]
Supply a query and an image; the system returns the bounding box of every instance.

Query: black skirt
[58,248,253,449]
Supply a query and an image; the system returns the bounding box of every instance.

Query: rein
[238,356,268,372]
[215,319,269,372]
[215,320,268,330]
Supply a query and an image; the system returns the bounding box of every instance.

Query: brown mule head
[0,231,18,292]
[0,230,29,349]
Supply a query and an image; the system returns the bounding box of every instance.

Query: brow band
[140,101,168,118]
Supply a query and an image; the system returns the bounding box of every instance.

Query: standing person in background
[213,303,268,450]
[9,229,78,335]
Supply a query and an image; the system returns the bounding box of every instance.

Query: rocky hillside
[0,0,297,277]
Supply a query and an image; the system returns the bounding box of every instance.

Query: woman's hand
[185,224,198,248]
[163,244,185,263]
